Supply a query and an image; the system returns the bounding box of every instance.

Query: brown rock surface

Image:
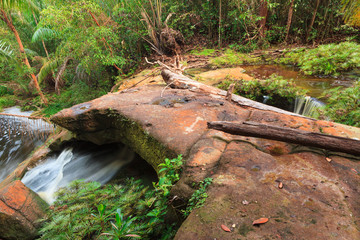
[51,84,360,240]
[0,180,47,240]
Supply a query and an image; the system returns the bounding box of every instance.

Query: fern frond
[38,58,60,84]
[0,40,14,59]
[32,27,59,43]
[24,48,39,57]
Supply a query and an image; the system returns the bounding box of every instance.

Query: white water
[0,107,53,182]
[294,96,325,117]
[22,145,134,204]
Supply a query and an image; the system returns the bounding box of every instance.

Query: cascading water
[0,107,53,182]
[294,96,325,117]
[22,143,135,204]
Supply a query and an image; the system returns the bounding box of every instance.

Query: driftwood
[161,69,311,119]
[208,121,360,156]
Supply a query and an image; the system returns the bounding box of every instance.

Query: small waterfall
[0,107,53,182]
[22,144,135,204]
[263,95,270,104]
[294,96,325,117]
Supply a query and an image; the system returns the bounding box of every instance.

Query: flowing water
[22,143,136,204]
[0,107,53,182]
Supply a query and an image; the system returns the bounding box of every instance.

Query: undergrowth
[182,178,213,217]
[210,49,260,67]
[277,41,360,75]
[320,81,360,127]
[38,155,184,240]
[0,86,16,111]
[218,75,307,111]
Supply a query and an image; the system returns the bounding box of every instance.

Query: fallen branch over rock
[208,121,360,156]
[161,69,310,119]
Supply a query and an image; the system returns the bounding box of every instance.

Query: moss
[75,109,177,174]
[191,48,216,56]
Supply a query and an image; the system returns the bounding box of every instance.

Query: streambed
[187,64,357,98]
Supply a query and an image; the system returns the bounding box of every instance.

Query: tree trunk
[285,0,295,42]
[207,121,360,156]
[258,0,268,39]
[55,57,70,95]
[0,9,48,105]
[306,0,320,42]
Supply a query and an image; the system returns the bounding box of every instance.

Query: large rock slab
[52,84,360,239]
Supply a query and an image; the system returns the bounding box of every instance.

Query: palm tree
[342,0,360,26]
[0,0,48,105]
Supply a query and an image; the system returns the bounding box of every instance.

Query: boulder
[51,84,360,239]
[0,180,47,240]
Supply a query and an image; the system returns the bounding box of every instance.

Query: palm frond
[24,48,39,57]
[0,40,13,59]
[342,0,360,25]
[32,27,58,42]
[37,57,60,84]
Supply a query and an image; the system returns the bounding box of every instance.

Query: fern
[32,27,59,43]
[37,58,60,84]
[0,40,13,59]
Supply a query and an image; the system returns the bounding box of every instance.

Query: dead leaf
[278,182,283,189]
[252,218,269,225]
[242,200,249,205]
[221,224,231,232]
[326,157,332,162]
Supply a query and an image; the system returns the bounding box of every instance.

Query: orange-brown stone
[51,84,360,240]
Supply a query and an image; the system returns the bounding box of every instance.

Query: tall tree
[306,0,320,41]
[285,0,295,42]
[258,0,268,39]
[0,0,48,104]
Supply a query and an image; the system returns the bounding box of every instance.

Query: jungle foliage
[1,0,359,113]
[320,81,360,127]
[277,41,360,75]
[38,155,184,239]
[218,75,307,110]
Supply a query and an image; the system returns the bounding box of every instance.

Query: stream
[0,107,156,204]
[0,107,52,182]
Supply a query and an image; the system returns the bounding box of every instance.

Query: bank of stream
[187,64,358,99]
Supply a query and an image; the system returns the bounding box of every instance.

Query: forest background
[0,0,360,116]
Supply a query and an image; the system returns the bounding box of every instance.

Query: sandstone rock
[51,85,360,240]
[0,180,47,240]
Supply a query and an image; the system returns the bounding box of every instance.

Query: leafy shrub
[320,81,360,127]
[278,42,360,75]
[0,95,16,111]
[38,155,184,239]
[182,178,213,217]
[41,81,108,117]
[218,75,307,111]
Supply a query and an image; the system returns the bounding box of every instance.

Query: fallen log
[161,69,311,119]
[207,121,360,156]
